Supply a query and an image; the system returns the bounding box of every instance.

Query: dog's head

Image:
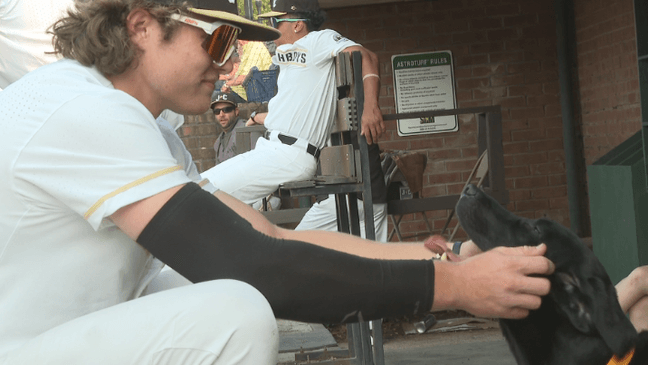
[456,184,637,358]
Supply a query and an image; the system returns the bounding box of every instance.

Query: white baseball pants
[0,280,278,365]
[295,195,388,242]
[202,137,317,205]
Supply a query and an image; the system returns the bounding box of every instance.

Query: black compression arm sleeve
[138,183,435,324]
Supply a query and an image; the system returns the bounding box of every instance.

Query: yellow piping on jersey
[84,165,184,219]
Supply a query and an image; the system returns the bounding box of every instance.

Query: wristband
[362,73,379,81]
[452,241,463,255]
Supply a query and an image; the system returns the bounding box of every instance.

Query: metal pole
[554,0,583,235]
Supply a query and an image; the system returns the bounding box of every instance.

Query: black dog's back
[456,184,642,365]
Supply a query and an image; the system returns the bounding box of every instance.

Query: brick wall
[326,0,570,240]
[573,0,640,166]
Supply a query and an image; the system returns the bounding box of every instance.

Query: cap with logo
[257,0,320,18]
[152,0,280,41]
[210,91,238,109]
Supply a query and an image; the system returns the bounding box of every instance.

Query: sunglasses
[170,13,240,66]
[213,106,236,114]
[269,17,308,28]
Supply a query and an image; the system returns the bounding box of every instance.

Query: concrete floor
[278,320,516,365]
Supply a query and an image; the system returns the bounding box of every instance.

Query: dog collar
[607,347,635,365]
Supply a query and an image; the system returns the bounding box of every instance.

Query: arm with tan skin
[111,185,554,319]
[245,111,267,126]
[342,45,385,145]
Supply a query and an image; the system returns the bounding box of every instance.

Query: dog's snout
[463,184,479,196]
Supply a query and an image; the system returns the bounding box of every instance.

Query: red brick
[503,14,538,27]
[508,188,532,201]
[471,42,505,54]
[428,148,462,160]
[409,137,445,150]
[490,51,525,63]
[504,141,530,154]
[512,151,549,165]
[549,195,570,209]
[447,159,481,172]
[472,64,507,77]
[434,19,470,34]
[532,161,566,177]
[529,139,564,152]
[377,140,409,151]
[452,31,489,44]
[422,185,448,198]
[509,106,546,120]
[429,171,463,184]
[515,175,548,189]
[471,18,503,30]
[491,73,525,87]
[532,185,567,199]
[457,77,491,89]
[504,165,530,179]
[510,128,546,142]
[494,96,527,108]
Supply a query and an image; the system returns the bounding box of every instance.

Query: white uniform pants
[202,137,317,205]
[1,280,278,365]
[295,195,388,242]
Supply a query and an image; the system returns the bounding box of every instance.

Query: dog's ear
[551,272,593,333]
[552,272,636,356]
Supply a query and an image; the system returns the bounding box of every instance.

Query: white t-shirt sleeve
[310,30,360,67]
[14,92,191,230]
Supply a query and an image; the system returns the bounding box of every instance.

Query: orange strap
[607,347,635,365]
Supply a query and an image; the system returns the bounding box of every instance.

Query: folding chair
[441,149,489,241]
[384,151,431,241]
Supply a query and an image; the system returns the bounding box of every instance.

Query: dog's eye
[533,226,542,235]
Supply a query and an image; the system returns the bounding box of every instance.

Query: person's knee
[207,280,276,337]
[189,280,276,329]
[630,265,648,280]
[165,280,278,362]
[628,266,648,291]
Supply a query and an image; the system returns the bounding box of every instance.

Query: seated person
[212,91,247,165]
[211,90,280,210]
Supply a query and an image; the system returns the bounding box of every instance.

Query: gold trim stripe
[84,165,184,220]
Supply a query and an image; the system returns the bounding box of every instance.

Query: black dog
[455,184,648,365]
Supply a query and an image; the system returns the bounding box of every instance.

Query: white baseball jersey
[264,29,358,149]
[0,59,191,357]
[0,0,73,89]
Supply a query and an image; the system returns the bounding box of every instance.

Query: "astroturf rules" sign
[391,51,458,136]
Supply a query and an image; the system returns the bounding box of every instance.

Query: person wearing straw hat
[0,0,555,363]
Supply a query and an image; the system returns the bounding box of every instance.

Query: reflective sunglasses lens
[203,25,239,65]
[213,106,235,114]
[270,17,278,28]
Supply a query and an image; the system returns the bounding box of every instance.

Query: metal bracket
[332,97,358,133]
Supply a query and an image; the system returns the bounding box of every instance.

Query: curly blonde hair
[51,0,189,76]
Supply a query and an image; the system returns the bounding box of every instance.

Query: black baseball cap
[210,91,238,108]
[153,0,280,41]
[257,0,320,18]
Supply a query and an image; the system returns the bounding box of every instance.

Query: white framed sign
[391,50,458,136]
